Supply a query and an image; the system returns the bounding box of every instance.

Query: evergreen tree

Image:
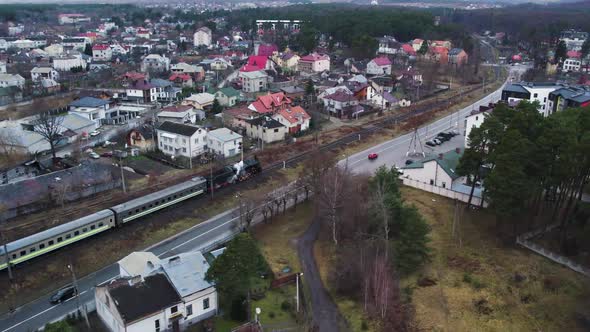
[84,44,92,57]
[418,40,429,55]
[555,40,567,63]
[211,99,223,114]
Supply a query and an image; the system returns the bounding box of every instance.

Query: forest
[458,101,590,254]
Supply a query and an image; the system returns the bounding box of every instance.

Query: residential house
[126,126,155,151]
[183,93,215,110]
[378,35,401,55]
[151,79,180,101]
[563,58,582,72]
[428,46,449,64]
[245,116,288,144]
[273,106,311,134]
[0,87,23,105]
[135,28,151,39]
[322,90,361,118]
[402,148,464,189]
[412,39,425,52]
[169,73,194,88]
[239,70,269,93]
[349,60,368,74]
[0,74,25,89]
[256,43,278,57]
[431,40,452,49]
[560,30,588,51]
[30,67,59,82]
[298,53,330,73]
[96,251,217,332]
[141,54,171,73]
[44,44,64,57]
[214,87,241,107]
[401,44,417,57]
[126,80,157,103]
[240,56,273,73]
[207,128,243,158]
[69,97,111,129]
[156,121,208,158]
[58,13,90,25]
[273,53,299,71]
[92,45,113,61]
[464,104,494,147]
[158,105,203,124]
[40,79,61,93]
[501,82,564,116]
[52,54,87,71]
[248,92,292,115]
[61,37,87,51]
[222,106,255,129]
[448,48,468,65]
[366,57,392,75]
[171,62,204,80]
[194,27,212,47]
[548,85,590,114]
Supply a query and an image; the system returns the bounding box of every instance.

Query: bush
[463,273,485,290]
[281,300,292,311]
[269,311,276,319]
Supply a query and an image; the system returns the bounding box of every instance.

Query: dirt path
[297,219,348,332]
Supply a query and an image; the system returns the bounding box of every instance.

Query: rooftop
[403,149,464,180]
[158,121,202,137]
[208,127,242,142]
[246,116,284,129]
[69,97,110,108]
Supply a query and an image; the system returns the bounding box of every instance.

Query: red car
[368,153,379,160]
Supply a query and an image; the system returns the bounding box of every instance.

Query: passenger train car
[0,157,260,271]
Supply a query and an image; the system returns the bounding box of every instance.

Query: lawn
[251,285,298,327]
[400,186,590,332]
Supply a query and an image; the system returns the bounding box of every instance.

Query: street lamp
[255,307,261,323]
[296,272,304,313]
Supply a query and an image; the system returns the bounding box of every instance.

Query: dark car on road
[50,285,77,304]
[426,140,436,147]
[405,159,414,165]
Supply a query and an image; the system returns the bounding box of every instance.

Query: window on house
[274,129,279,133]
[186,304,193,316]
[442,182,446,188]
[182,148,187,153]
[155,319,160,332]
[533,93,538,98]
[171,306,178,314]
[203,298,210,310]
[430,179,434,185]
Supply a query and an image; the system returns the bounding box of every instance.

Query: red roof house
[240,56,270,72]
[257,44,278,57]
[274,106,311,133]
[249,92,292,114]
[401,44,417,56]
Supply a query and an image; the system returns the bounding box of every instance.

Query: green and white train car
[0,210,115,270]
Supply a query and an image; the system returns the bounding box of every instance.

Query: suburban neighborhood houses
[1,2,590,332]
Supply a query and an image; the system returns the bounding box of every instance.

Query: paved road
[0,65,529,332]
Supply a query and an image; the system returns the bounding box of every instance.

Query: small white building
[52,55,87,71]
[402,148,464,189]
[463,106,493,147]
[501,82,562,116]
[0,74,25,88]
[183,93,215,110]
[207,128,242,158]
[366,57,392,76]
[273,106,311,134]
[30,67,59,82]
[298,53,330,73]
[563,58,581,72]
[157,105,202,124]
[68,97,111,129]
[171,62,203,75]
[92,45,113,61]
[193,27,212,47]
[141,54,171,73]
[157,121,208,158]
[214,88,241,107]
[239,70,269,93]
[44,44,65,57]
[0,61,6,73]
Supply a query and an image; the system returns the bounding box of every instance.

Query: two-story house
[157,121,208,158]
[245,116,288,144]
[183,93,215,110]
[207,128,243,158]
[239,70,269,93]
[95,251,217,332]
[0,74,25,88]
[366,57,392,75]
[30,67,59,82]
[157,105,203,124]
[141,54,171,73]
[448,48,468,66]
[214,87,241,107]
[68,97,111,129]
[126,80,157,103]
[92,44,113,61]
[193,27,212,47]
[273,106,311,134]
[298,53,330,73]
[248,92,292,115]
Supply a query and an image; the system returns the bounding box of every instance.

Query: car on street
[368,153,379,160]
[89,130,100,137]
[100,151,113,157]
[89,152,100,159]
[405,159,414,165]
[433,138,442,145]
[50,285,77,304]
[426,140,436,147]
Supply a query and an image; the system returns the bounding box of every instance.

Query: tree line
[458,101,590,252]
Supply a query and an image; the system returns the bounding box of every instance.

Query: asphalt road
[0,65,528,332]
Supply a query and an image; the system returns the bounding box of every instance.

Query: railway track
[1,83,484,240]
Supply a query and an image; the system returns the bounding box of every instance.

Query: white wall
[208,135,242,157]
[157,129,208,158]
[464,112,487,147]
[181,288,218,328]
[403,160,453,188]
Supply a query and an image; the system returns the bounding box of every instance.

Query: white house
[30,67,59,82]
[183,93,215,110]
[501,82,563,116]
[44,44,64,57]
[68,97,111,129]
[157,105,201,124]
[171,62,203,75]
[0,74,25,88]
[61,37,88,51]
[52,55,87,71]
[245,116,288,144]
[193,27,212,47]
[92,45,113,61]
[207,128,243,158]
[95,251,217,332]
[298,53,330,73]
[157,121,208,158]
[402,148,464,189]
[366,57,392,76]
[559,30,588,51]
[58,13,90,25]
[141,54,171,73]
[126,80,157,103]
[563,58,581,72]
[463,105,493,147]
[0,61,6,73]
[239,71,269,93]
[214,87,241,107]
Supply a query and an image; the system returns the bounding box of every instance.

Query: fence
[516,236,590,277]
[402,178,488,207]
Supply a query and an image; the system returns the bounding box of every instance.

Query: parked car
[100,151,113,158]
[426,140,436,147]
[433,138,442,145]
[50,285,77,304]
[89,130,100,137]
[368,153,379,160]
[405,159,414,165]
[89,152,100,159]
[450,129,460,136]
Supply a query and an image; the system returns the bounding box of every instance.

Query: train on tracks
[0,158,262,271]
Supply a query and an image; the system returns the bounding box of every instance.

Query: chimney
[438,153,443,160]
[455,147,461,154]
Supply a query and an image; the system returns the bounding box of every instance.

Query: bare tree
[237,192,259,231]
[31,112,65,161]
[318,166,349,246]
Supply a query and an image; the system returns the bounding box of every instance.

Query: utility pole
[67,263,90,328]
[119,154,127,193]
[210,163,214,199]
[189,138,193,169]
